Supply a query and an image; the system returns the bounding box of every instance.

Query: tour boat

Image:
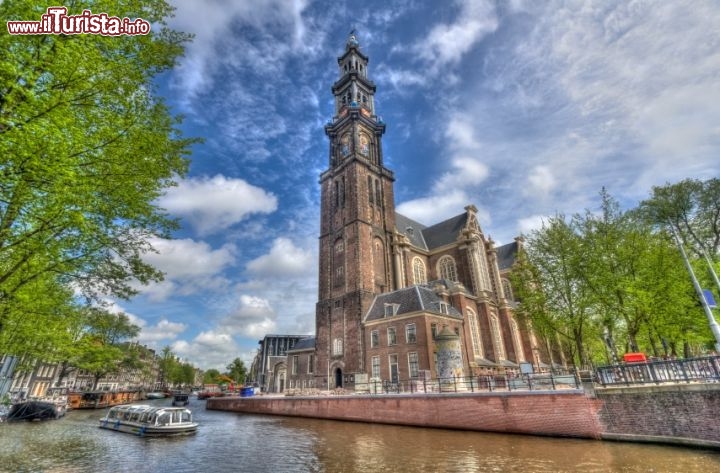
[99,404,198,437]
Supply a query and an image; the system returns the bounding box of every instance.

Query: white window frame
[405,323,417,343]
[333,338,343,356]
[387,327,397,346]
[371,356,381,379]
[408,352,419,378]
[371,330,379,348]
[438,255,458,282]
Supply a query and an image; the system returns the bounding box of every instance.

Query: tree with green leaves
[73,308,141,389]
[511,214,596,368]
[0,1,196,354]
[512,188,711,367]
[226,358,247,385]
[639,178,720,257]
[203,369,221,385]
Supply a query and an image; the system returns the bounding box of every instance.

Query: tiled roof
[495,241,518,270]
[287,337,315,352]
[364,282,464,322]
[421,213,467,249]
[395,213,428,250]
[396,212,471,251]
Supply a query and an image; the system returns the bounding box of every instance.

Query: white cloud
[526,165,556,197]
[517,215,546,236]
[169,0,315,106]
[397,189,489,226]
[171,330,242,370]
[421,0,720,244]
[246,237,314,278]
[158,175,277,236]
[136,319,188,343]
[140,237,235,301]
[102,300,187,346]
[414,0,498,74]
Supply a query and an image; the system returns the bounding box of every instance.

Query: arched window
[489,312,506,361]
[467,309,483,359]
[374,179,382,206]
[502,279,513,301]
[438,255,458,282]
[412,257,426,285]
[334,238,344,254]
[333,338,343,356]
[374,238,386,286]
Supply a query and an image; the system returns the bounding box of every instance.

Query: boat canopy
[104,404,193,425]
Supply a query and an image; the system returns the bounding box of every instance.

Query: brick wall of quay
[207,390,605,439]
[207,384,720,449]
[595,383,720,449]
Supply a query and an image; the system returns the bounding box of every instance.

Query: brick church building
[282,33,547,393]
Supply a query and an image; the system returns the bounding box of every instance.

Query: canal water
[1,398,719,472]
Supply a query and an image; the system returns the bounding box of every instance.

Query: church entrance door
[335,368,343,388]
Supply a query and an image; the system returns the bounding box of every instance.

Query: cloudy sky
[115,0,720,370]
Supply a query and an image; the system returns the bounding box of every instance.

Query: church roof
[495,240,519,270]
[396,211,520,269]
[421,213,468,249]
[394,213,428,249]
[286,336,315,352]
[364,283,464,323]
[395,212,469,251]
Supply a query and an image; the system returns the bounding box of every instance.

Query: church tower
[315,32,396,389]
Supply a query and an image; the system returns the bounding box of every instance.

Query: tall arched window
[374,238,386,286]
[412,257,426,285]
[489,312,506,361]
[502,279,513,301]
[438,255,458,282]
[467,309,483,359]
[333,338,343,356]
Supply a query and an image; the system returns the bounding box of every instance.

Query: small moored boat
[172,393,189,406]
[6,400,64,421]
[145,392,167,399]
[99,404,198,437]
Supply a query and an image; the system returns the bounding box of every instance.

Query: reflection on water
[1,398,718,472]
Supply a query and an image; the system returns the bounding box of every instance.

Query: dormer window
[438,302,450,314]
[384,303,400,317]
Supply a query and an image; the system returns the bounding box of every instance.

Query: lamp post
[669,223,720,352]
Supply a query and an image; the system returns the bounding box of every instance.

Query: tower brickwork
[306,33,545,392]
[315,33,397,388]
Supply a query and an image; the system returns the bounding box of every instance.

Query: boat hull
[7,401,64,421]
[98,419,198,437]
[98,404,198,437]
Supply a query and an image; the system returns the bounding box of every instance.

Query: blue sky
[110,0,720,370]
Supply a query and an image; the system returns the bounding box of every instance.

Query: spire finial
[347,29,359,49]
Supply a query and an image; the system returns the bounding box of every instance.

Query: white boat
[146,392,167,399]
[99,404,198,437]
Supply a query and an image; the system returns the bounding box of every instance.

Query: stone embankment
[207,383,720,449]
